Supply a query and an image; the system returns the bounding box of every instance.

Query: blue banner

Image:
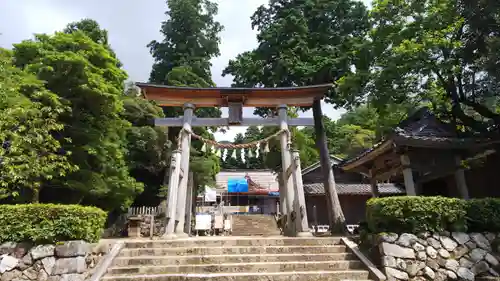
[268,192,279,197]
[227,178,248,193]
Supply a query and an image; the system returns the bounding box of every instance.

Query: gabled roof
[340,107,499,170]
[301,155,344,176]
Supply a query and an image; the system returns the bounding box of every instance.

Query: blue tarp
[227,178,248,193]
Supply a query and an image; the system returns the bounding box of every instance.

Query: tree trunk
[312,99,346,234]
[32,187,40,203]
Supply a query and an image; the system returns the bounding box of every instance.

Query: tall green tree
[12,26,142,210]
[122,83,171,206]
[0,49,76,202]
[223,0,370,115]
[65,19,171,208]
[337,0,500,135]
[223,0,370,232]
[148,0,225,198]
[149,0,223,84]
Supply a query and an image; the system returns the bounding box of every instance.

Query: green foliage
[466,198,500,232]
[223,0,370,116]
[0,49,76,202]
[220,123,319,172]
[11,22,143,210]
[0,204,106,243]
[366,196,500,234]
[149,0,223,84]
[337,0,500,134]
[147,1,224,199]
[366,196,468,234]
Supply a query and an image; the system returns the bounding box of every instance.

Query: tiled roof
[303,183,405,195]
[340,107,498,168]
[301,155,344,176]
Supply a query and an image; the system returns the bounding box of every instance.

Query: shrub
[366,196,468,234]
[0,204,107,243]
[466,198,500,232]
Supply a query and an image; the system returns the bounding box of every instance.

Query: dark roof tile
[304,183,405,195]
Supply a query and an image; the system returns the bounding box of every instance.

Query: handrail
[341,237,386,281]
[86,241,125,281]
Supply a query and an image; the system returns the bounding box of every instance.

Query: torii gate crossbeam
[136,83,333,238]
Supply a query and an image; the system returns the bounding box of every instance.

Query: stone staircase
[101,236,374,281]
[230,214,281,236]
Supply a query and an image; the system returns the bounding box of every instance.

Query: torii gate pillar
[136,83,333,237]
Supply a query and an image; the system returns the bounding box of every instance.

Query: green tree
[149,0,223,84]
[12,27,142,210]
[148,0,225,200]
[337,0,500,134]
[0,49,76,202]
[222,0,370,232]
[223,0,370,115]
[122,88,171,206]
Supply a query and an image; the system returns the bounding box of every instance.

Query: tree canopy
[10,21,143,210]
[148,0,224,195]
[0,49,76,202]
[337,0,500,135]
[223,0,370,116]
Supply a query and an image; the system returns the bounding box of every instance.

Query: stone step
[118,245,347,257]
[107,260,364,275]
[124,237,341,248]
[231,215,280,236]
[101,270,371,281]
[112,253,357,266]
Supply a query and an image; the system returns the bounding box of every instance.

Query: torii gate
[136,83,333,237]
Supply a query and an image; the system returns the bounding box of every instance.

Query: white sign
[195,214,212,230]
[204,186,217,202]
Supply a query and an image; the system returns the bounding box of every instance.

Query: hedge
[0,204,107,244]
[466,198,500,232]
[366,196,470,234]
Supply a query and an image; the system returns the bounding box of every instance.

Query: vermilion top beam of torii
[135,83,332,108]
[136,83,332,127]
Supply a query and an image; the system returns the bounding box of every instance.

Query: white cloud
[0,0,347,142]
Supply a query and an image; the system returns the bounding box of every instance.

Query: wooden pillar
[368,169,380,198]
[370,178,380,198]
[454,156,470,199]
[184,172,194,235]
[175,103,194,236]
[278,172,287,215]
[278,104,296,236]
[163,149,181,238]
[291,150,312,236]
[400,154,417,196]
[312,99,345,233]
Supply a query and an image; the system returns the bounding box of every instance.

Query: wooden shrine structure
[339,107,499,198]
[136,83,334,237]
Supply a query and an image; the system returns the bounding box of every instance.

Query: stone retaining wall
[376,232,500,281]
[0,240,110,281]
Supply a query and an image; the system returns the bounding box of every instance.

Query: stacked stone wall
[376,232,500,281]
[0,240,109,281]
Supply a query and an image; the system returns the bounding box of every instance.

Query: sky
[0,0,354,141]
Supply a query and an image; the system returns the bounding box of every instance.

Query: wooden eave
[340,139,394,172]
[135,83,332,107]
